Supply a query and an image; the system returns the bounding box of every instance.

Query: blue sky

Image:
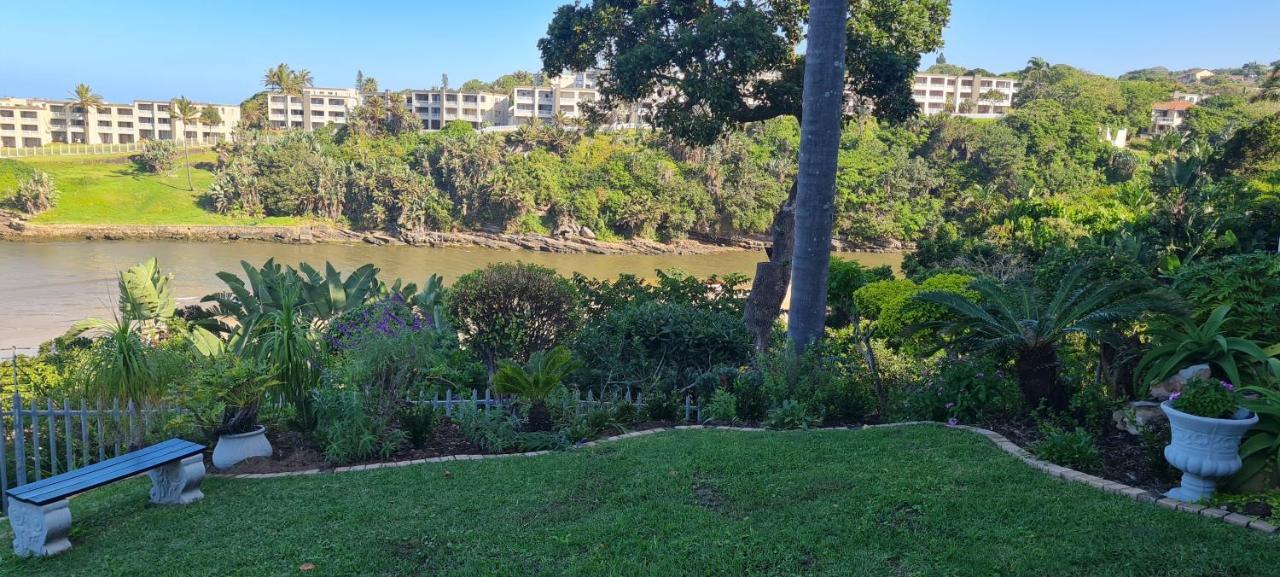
[1,0,1277,104]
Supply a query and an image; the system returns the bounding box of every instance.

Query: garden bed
[986,418,1177,494]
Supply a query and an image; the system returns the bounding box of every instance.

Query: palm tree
[199,106,223,142]
[169,97,200,190]
[786,0,848,352]
[1253,62,1280,104]
[263,64,312,130]
[70,83,104,145]
[917,268,1181,410]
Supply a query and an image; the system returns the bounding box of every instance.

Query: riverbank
[0,212,905,255]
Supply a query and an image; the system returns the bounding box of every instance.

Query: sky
[1,0,1277,105]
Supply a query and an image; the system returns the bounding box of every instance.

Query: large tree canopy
[539,0,950,145]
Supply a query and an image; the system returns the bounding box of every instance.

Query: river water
[0,240,902,350]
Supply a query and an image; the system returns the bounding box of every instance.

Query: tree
[355,70,379,93]
[1254,62,1280,104]
[788,0,849,352]
[70,83,104,145]
[460,79,490,92]
[263,63,312,130]
[199,106,223,140]
[538,0,949,351]
[169,96,200,190]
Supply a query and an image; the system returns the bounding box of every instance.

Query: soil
[219,420,483,474]
[986,417,1179,494]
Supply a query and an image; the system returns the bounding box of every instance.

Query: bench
[6,438,206,557]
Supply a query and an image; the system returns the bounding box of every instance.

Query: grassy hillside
[1,152,309,226]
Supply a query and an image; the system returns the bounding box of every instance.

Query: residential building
[1,96,240,148]
[1151,100,1195,134]
[508,71,642,126]
[910,72,1020,118]
[1172,91,1204,105]
[1178,68,1214,84]
[266,87,362,130]
[405,88,508,129]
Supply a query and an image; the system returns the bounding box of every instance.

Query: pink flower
[1221,380,1235,391]
[1170,392,1181,402]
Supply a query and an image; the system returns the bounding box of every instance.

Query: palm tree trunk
[185,136,193,191]
[785,0,848,354]
[1016,345,1065,410]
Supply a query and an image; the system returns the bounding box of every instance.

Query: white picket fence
[1,385,701,513]
[0,140,216,159]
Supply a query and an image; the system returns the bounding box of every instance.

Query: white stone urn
[212,425,273,470]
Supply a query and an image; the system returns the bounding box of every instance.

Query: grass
[0,153,308,226]
[4,426,1279,576]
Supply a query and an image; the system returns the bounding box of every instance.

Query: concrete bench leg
[149,454,206,505]
[9,497,72,557]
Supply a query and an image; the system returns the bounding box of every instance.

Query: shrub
[875,273,976,354]
[493,346,580,431]
[754,347,872,425]
[826,257,894,327]
[1137,305,1280,390]
[448,263,581,371]
[1031,426,1102,473]
[903,357,1021,424]
[572,301,752,396]
[451,401,521,452]
[177,355,276,441]
[705,389,738,423]
[133,140,178,173]
[323,295,422,352]
[313,387,406,465]
[13,170,58,214]
[1068,384,1116,435]
[1174,253,1280,345]
[765,400,819,430]
[572,269,749,316]
[1171,377,1239,419]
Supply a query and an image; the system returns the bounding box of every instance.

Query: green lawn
[4,426,1277,576]
[0,153,307,226]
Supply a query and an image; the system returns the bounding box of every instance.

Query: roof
[1153,100,1195,111]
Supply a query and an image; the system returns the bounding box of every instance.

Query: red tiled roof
[1152,100,1195,111]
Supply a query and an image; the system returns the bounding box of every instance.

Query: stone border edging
[210,422,1277,535]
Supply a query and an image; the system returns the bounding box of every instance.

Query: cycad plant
[1136,305,1280,389]
[919,268,1181,410]
[493,346,581,431]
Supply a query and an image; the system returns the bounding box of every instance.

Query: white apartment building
[405,89,507,129]
[267,87,362,130]
[0,97,241,148]
[1151,100,1194,134]
[508,71,642,126]
[911,73,1020,118]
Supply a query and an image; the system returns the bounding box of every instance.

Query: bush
[323,295,422,352]
[1031,426,1102,473]
[322,326,484,404]
[875,273,976,354]
[765,400,819,430]
[13,170,58,214]
[451,401,521,452]
[705,389,738,423]
[133,140,178,173]
[448,263,581,371]
[826,257,893,327]
[313,387,406,465]
[1174,253,1280,345]
[753,347,872,425]
[572,269,748,316]
[572,301,752,396]
[903,357,1021,424]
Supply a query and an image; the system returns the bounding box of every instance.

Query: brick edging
[210,421,1277,535]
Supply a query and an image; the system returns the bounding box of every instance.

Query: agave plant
[493,346,581,431]
[1231,386,1280,490]
[1136,305,1280,389]
[919,267,1182,410]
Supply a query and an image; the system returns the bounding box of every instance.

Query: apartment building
[267,87,362,130]
[405,89,507,129]
[508,71,642,126]
[911,73,1020,118]
[1151,100,1195,134]
[1,97,241,148]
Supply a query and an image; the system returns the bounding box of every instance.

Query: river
[0,240,902,350]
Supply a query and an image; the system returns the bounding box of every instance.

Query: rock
[1149,364,1211,401]
[580,226,596,239]
[1113,400,1166,435]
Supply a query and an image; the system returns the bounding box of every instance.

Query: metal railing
[0,140,219,159]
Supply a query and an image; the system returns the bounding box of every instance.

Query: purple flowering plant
[1170,376,1241,419]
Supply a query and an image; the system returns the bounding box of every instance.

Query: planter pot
[1161,401,1257,502]
[212,426,273,470]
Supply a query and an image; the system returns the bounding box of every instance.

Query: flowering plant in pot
[1161,377,1257,502]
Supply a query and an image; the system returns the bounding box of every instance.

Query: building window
[329,98,343,105]
[0,111,12,118]
[311,98,324,105]
[0,124,13,130]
